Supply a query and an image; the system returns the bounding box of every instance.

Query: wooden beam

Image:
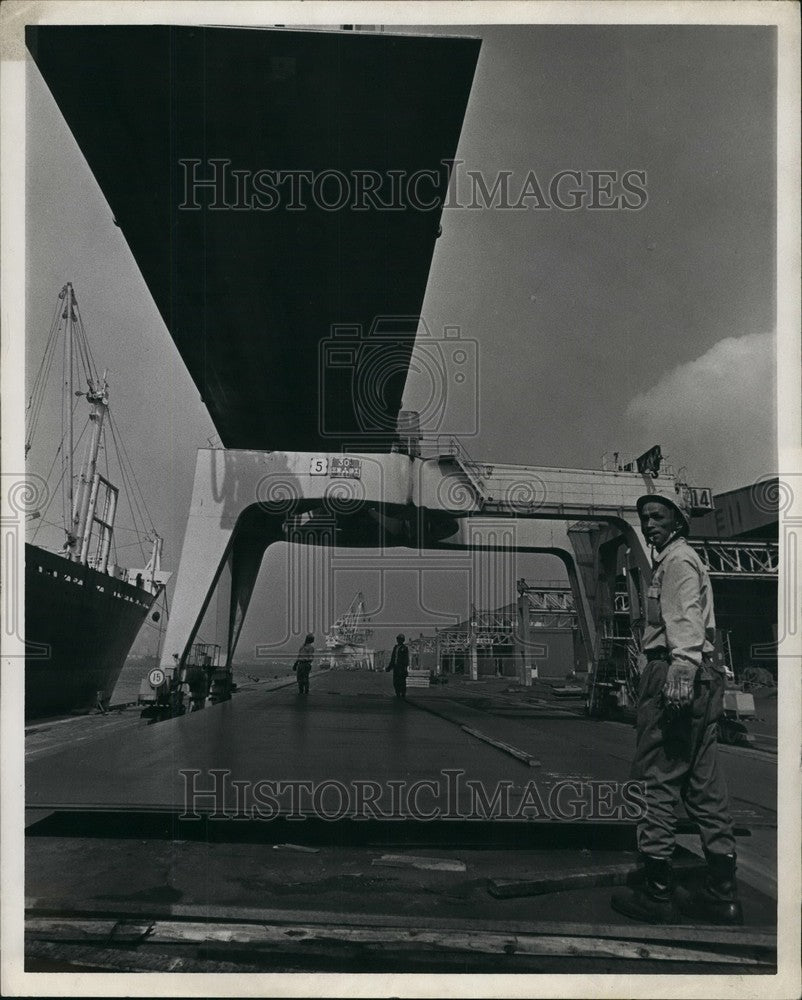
[25,916,774,965]
[488,856,704,898]
[460,725,541,766]
[25,939,266,973]
[26,898,775,946]
[372,854,467,872]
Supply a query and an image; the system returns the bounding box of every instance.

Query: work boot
[611,855,680,924]
[676,852,744,925]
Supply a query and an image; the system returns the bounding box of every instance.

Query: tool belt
[643,649,714,665]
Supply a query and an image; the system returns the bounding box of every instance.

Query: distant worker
[386,633,409,698]
[612,491,742,925]
[295,633,315,695]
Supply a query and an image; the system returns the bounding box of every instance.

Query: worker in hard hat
[295,633,315,695]
[611,490,742,925]
[386,633,410,698]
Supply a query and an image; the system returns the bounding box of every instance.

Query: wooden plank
[372,854,467,872]
[25,939,266,973]
[27,918,153,942]
[460,725,541,766]
[551,686,585,697]
[491,867,637,897]
[150,921,747,965]
[26,917,774,965]
[488,856,704,898]
[25,898,776,948]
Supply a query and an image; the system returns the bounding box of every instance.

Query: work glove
[662,662,697,709]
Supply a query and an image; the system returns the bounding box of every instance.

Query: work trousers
[296,666,310,694]
[632,657,736,859]
[393,673,407,697]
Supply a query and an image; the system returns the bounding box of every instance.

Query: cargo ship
[24,283,169,718]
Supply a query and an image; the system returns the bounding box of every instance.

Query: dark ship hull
[25,544,156,719]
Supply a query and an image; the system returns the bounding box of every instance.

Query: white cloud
[625,332,776,492]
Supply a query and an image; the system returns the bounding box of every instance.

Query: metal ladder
[436,435,489,506]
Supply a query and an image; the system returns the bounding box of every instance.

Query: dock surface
[25,669,777,973]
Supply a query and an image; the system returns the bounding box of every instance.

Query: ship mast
[66,283,75,549]
[27,283,163,587]
[70,370,110,564]
[61,283,110,564]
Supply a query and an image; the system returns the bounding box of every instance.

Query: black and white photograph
[1,1,800,996]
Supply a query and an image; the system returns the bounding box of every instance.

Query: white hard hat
[636,490,691,534]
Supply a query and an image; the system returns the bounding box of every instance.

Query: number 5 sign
[310,457,328,475]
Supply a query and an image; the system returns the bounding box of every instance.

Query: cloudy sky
[23,19,779,658]
[411,24,776,488]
